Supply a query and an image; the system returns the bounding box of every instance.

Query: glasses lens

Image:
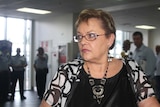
[86,33,97,41]
[74,33,98,42]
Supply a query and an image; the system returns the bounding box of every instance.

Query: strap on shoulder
[64,62,82,107]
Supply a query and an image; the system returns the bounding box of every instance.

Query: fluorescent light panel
[17,7,51,14]
[135,25,156,30]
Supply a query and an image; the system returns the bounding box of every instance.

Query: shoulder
[142,45,153,52]
[112,58,139,71]
[107,58,123,78]
[110,58,133,67]
[11,56,16,60]
[158,54,160,59]
[124,58,156,102]
[107,58,139,78]
[58,59,83,75]
[59,59,83,69]
[11,55,16,57]
[44,53,48,58]
[124,58,138,67]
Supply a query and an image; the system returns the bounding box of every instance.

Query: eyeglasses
[74,33,106,42]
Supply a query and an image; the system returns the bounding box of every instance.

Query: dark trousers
[155,76,160,102]
[36,68,48,98]
[0,71,10,102]
[11,70,25,98]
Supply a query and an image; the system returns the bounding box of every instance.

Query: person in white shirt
[34,47,48,99]
[132,31,156,80]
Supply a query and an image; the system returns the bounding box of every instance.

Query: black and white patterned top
[43,58,155,107]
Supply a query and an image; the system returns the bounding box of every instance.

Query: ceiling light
[17,7,52,14]
[135,25,156,30]
[158,7,160,10]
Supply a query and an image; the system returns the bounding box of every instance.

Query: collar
[136,44,145,51]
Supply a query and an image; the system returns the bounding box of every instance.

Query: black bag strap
[64,64,81,107]
[64,79,79,107]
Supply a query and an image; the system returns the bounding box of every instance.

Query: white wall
[34,14,73,47]
[33,13,74,86]
[149,29,160,54]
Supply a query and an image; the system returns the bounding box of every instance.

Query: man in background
[132,31,156,81]
[10,48,27,100]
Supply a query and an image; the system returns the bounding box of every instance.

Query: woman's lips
[81,48,89,53]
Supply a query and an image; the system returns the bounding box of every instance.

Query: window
[110,30,131,58]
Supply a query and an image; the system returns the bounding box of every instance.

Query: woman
[40,9,160,107]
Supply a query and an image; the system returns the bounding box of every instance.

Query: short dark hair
[75,8,116,49]
[132,31,143,39]
[37,47,44,52]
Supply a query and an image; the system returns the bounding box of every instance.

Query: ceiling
[0,0,160,30]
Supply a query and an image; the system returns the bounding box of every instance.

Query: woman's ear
[108,33,115,48]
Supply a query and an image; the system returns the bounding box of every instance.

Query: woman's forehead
[77,19,104,32]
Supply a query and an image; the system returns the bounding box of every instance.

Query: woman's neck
[84,58,110,78]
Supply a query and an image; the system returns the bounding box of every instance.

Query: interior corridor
[0,90,41,107]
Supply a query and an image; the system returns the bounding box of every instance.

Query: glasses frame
[74,33,106,42]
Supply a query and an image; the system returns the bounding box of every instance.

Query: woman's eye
[88,33,96,38]
[77,35,82,39]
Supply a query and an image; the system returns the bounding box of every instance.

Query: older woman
[39,9,160,107]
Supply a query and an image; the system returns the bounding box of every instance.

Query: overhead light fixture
[135,25,156,30]
[17,7,52,14]
[158,7,160,10]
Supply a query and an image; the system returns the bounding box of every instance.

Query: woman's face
[77,18,114,62]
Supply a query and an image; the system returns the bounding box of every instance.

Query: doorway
[0,17,32,90]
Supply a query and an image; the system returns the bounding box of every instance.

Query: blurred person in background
[154,45,160,102]
[132,31,156,82]
[121,39,133,59]
[34,47,48,100]
[0,46,11,103]
[10,48,27,100]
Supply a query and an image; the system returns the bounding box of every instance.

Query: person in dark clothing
[34,47,48,99]
[154,45,160,102]
[121,39,133,58]
[10,48,27,100]
[0,47,10,103]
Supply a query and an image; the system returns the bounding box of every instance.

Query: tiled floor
[0,90,41,107]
